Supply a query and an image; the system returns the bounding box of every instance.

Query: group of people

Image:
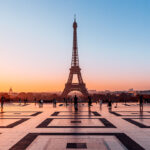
[0,94,146,112]
[63,98,73,104]
[42,94,146,112]
[18,98,28,105]
[73,95,93,111]
[35,94,145,112]
[73,94,145,112]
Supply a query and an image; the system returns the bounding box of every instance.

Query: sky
[0,0,150,92]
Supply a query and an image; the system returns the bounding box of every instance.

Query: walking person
[99,98,103,110]
[19,98,21,105]
[139,95,143,111]
[108,99,112,112]
[53,98,57,107]
[74,95,78,111]
[24,98,27,105]
[1,96,5,112]
[88,96,92,107]
[24,99,26,105]
[63,98,66,103]
[65,98,68,105]
[34,98,37,106]
[26,98,28,104]
[39,99,43,108]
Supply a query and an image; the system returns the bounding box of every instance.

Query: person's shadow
[88,105,92,117]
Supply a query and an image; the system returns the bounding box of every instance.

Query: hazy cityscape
[1,87,150,102]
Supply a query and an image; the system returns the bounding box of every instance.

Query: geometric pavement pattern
[0,103,150,149]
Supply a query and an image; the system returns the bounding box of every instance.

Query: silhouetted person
[19,98,21,105]
[63,98,66,103]
[108,99,112,112]
[88,96,92,107]
[88,104,92,116]
[26,98,28,104]
[65,98,68,105]
[39,99,43,108]
[38,100,41,107]
[53,98,57,107]
[74,95,78,111]
[1,96,5,112]
[34,98,37,106]
[138,95,144,117]
[24,98,28,105]
[41,99,43,104]
[139,95,143,111]
[99,99,103,109]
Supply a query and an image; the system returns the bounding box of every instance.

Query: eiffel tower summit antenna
[62,17,89,97]
[74,14,76,21]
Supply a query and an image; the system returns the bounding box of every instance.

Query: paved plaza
[0,102,150,150]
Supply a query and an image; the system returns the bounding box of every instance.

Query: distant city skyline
[0,0,150,92]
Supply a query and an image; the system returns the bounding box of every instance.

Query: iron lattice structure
[62,18,88,97]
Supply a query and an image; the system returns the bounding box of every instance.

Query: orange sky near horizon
[0,75,150,93]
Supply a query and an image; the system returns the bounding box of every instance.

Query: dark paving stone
[9,133,144,150]
[0,111,42,117]
[124,118,150,128]
[110,111,150,116]
[21,104,30,106]
[30,112,42,116]
[72,112,80,114]
[51,112,60,116]
[99,118,116,128]
[50,111,101,116]
[36,118,116,128]
[0,118,29,128]
[66,143,87,149]
[71,121,81,123]
[92,111,101,116]
[123,104,131,106]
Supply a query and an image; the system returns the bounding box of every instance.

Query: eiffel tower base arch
[62,83,88,97]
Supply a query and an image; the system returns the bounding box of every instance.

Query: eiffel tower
[62,17,88,97]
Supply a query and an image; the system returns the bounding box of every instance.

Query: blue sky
[0,0,150,92]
